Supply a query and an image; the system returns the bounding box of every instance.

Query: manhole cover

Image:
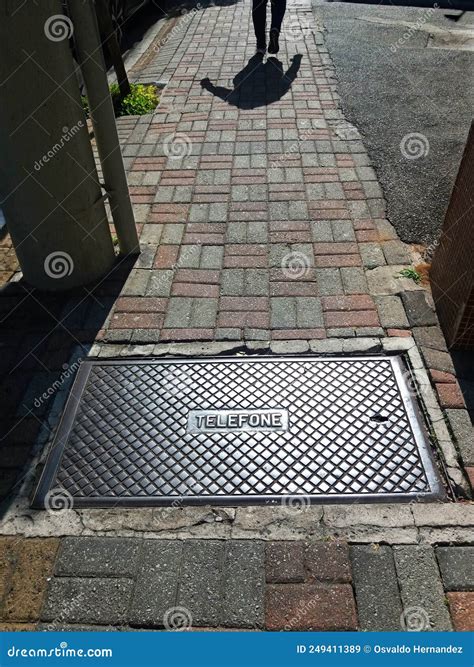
[32,355,444,508]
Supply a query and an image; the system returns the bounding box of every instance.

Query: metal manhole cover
[32,355,444,507]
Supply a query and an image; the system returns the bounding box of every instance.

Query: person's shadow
[200,54,302,109]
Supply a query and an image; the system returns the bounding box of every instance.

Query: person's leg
[268,0,286,53]
[252,0,268,51]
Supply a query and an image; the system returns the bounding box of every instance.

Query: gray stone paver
[436,547,474,591]
[41,578,134,626]
[177,540,224,627]
[129,540,182,627]
[221,541,265,628]
[55,537,141,578]
[394,546,452,631]
[350,545,403,631]
[401,292,438,327]
[375,295,409,328]
[446,410,474,466]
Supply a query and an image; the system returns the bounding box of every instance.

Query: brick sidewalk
[1,537,473,631]
[1,0,474,635]
[106,1,401,344]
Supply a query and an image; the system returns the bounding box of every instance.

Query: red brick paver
[447,592,474,631]
[264,541,356,629]
[266,584,357,630]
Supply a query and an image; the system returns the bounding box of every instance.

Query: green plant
[81,95,89,116]
[82,83,159,118]
[110,83,159,117]
[399,267,421,284]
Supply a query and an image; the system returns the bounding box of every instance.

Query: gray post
[68,0,140,256]
[0,0,116,291]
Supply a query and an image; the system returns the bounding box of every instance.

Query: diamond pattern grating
[32,355,444,507]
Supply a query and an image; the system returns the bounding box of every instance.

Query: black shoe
[256,41,266,54]
[268,29,279,54]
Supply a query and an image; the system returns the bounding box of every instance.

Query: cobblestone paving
[0,537,473,631]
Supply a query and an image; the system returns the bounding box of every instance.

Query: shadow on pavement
[201,54,302,109]
[0,258,135,518]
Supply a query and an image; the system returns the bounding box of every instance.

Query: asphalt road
[312,2,474,245]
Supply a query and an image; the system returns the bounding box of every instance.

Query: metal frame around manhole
[31,354,446,508]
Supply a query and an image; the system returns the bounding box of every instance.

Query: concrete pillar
[0,0,115,291]
[68,0,139,256]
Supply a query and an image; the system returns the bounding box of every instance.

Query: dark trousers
[252,0,287,46]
